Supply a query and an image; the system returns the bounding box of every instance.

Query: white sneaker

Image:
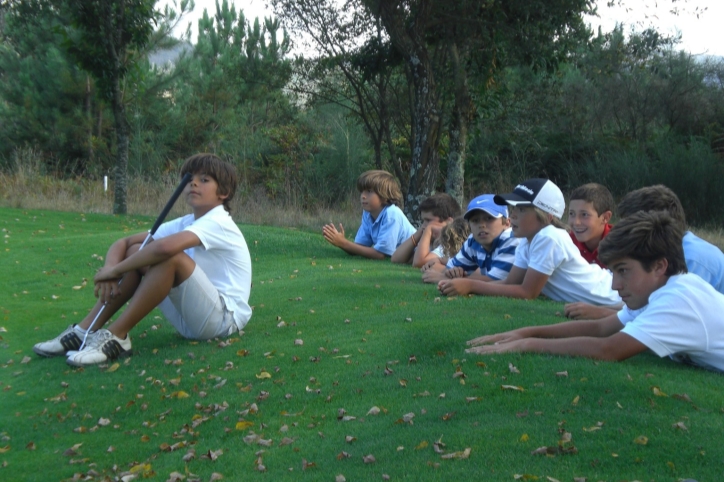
[66,329,132,367]
[33,325,97,357]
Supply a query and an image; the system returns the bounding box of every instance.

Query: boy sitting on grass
[323,170,415,260]
[391,193,461,266]
[568,183,614,268]
[565,184,724,319]
[467,210,724,373]
[33,154,252,367]
[421,194,518,284]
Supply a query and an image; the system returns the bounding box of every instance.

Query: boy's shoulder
[650,273,722,307]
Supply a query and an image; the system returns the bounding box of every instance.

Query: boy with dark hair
[323,170,415,260]
[467,211,724,372]
[34,154,253,366]
[565,184,724,319]
[568,183,614,268]
[421,194,519,284]
[391,193,461,266]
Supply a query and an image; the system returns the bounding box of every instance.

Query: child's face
[360,190,384,217]
[610,257,668,310]
[185,172,226,216]
[420,211,446,236]
[467,211,509,250]
[568,200,611,249]
[509,205,545,241]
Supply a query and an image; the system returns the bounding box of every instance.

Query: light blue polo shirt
[354,205,416,256]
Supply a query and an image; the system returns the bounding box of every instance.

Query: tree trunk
[446,43,471,208]
[374,0,441,219]
[111,75,129,215]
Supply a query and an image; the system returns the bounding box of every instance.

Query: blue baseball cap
[463,194,509,220]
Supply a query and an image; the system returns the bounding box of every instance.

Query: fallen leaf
[20,356,31,365]
[508,363,520,374]
[633,435,648,445]
[106,362,120,373]
[363,454,376,464]
[256,371,272,379]
[652,386,668,397]
[367,406,381,416]
[672,421,688,431]
[440,447,471,459]
[235,421,254,431]
[572,395,580,406]
[414,440,428,450]
[555,371,568,377]
[501,385,524,391]
[335,476,346,482]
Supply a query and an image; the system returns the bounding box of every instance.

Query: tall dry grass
[0,156,361,233]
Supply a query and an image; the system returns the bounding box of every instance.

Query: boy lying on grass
[323,170,415,260]
[565,184,724,319]
[421,194,518,284]
[33,154,252,367]
[391,193,461,267]
[467,211,724,373]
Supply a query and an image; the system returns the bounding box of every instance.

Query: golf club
[72,172,192,353]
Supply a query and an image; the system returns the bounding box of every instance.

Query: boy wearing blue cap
[422,194,519,284]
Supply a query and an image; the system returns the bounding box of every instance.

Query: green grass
[1,207,722,482]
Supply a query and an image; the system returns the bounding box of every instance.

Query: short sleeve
[354,213,373,247]
[526,231,568,275]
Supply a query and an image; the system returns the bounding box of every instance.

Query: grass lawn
[1,207,722,481]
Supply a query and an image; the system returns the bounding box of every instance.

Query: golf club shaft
[79,173,192,350]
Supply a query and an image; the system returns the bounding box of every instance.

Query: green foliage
[0,0,107,172]
[2,207,724,481]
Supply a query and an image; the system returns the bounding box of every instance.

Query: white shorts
[157,266,237,340]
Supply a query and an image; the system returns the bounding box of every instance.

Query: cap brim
[494,193,532,206]
[463,208,503,220]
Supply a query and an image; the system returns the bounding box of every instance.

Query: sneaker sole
[66,349,132,367]
[33,330,85,358]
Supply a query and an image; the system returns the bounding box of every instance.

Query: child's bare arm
[95,231,200,283]
[467,314,623,347]
[564,302,621,320]
[322,223,385,260]
[438,266,547,299]
[411,222,446,268]
[468,331,647,361]
[466,315,645,361]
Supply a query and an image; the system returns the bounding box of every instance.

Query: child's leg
[76,241,145,332]
[104,252,196,338]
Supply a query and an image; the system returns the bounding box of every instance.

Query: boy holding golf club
[33,153,252,366]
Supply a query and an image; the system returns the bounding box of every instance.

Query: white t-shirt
[513,225,620,305]
[154,205,252,330]
[618,274,724,372]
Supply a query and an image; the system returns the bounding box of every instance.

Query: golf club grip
[149,173,192,235]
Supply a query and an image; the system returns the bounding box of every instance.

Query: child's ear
[652,257,669,277]
[445,217,454,224]
[601,210,613,223]
[501,217,511,227]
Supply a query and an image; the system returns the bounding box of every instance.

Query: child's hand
[420,259,439,272]
[437,278,471,296]
[93,266,123,303]
[425,221,447,239]
[466,330,522,347]
[465,339,524,355]
[444,267,466,279]
[421,269,446,284]
[564,302,614,320]
[322,223,347,247]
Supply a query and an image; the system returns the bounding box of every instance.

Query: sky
[164,0,724,57]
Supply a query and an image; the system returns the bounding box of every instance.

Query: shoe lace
[85,329,112,349]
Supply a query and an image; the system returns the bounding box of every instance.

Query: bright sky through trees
[166,0,722,56]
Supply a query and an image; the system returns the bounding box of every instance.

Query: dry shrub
[0,171,361,234]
